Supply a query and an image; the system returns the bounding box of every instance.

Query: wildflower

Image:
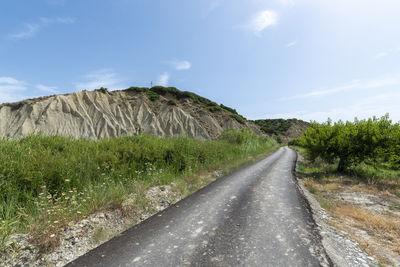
[41,185,46,189]
[62,192,66,196]
[77,211,82,214]
[69,190,73,193]
[53,221,59,224]
[82,199,86,202]
[47,195,52,199]
[72,201,78,205]
[65,179,70,182]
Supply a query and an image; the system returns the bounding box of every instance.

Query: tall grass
[0,129,277,249]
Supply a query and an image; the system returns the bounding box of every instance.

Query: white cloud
[11,17,75,39]
[247,10,278,34]
[157,73,170,86]
[0,77,29,103]
[168,60,191,70]
[272,93,400,123]
[375,47,400,59]
[278,0,296,7]
[375,52,388,59]
[75,69,125,90]
[286,41,297,47]
[281,75,400,101]
[36,84,59,94]
[12,24,40,39]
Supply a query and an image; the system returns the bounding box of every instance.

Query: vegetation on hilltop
[0,129,277,251]
[254,118,309,136]
[125,86,247,124]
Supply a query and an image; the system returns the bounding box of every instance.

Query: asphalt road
[67,147,331,267]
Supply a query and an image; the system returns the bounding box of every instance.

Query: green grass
[291,145,400,184]
[0,129,277,250]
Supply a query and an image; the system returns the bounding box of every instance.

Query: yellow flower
[61,192,66,196]
[41,185,46,189]
[47,195,52,199]
[65,179,70,182]
[82,199,86,202]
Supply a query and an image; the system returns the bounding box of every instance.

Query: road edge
[292,150,379,267]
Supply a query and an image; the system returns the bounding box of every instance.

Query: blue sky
[1,0,400,122]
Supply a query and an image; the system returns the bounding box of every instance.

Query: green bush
[220,104,238,115]
[231,114,246,124]
[167,99,177,106]
[298,114,400,172]
[146,90,159,102]
[95,87,108,94]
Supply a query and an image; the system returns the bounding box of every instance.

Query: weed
[0,131,277,249]
[91,225,110,244]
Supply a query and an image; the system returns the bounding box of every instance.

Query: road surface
[67,147,331,267]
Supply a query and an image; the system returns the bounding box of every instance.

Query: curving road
[67,147,331,267]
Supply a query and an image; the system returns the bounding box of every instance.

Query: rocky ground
[298,181,380,267]
[296,155,400,267]
[0,167,227,267]
[1,184,183,267]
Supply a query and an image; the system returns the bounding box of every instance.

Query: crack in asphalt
[67,147,332,267]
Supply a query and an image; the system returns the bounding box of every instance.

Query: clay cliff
[0,86,262,140]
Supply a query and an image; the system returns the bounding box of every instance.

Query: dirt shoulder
[295,154,400,267]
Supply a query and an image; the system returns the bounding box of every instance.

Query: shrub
[231,114,246,124]
[298,114,400,172]
[167,99,177,106]
[220,104,238,115]
[146,90,159,102]
[95,87,108,94]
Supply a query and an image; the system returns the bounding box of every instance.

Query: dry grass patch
[329,204,400,265]
[334,205,400,244]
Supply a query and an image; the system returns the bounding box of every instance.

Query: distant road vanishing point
[67,147,331,267]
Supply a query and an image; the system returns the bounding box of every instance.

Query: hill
[252,118,309,142]
[0,86,262,140]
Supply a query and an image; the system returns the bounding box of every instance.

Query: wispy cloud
[247,10,278,35]
[36,84,59,94]
[286,41,297,47]
[167,60,191,70]
[11,17,76,39]
[278,0,296,7]
[281,76,400,101]
[0,77,29,103]
[375,47,400,59]
[272,92,400,123]
[375,52,388,59]
[157,73,170,86]
[75,69,125,90]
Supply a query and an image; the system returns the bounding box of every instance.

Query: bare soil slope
[0,87,262,140]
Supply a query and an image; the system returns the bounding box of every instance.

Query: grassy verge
[0,129,277,252]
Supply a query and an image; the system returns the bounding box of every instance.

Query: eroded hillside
[0,86,262,140]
